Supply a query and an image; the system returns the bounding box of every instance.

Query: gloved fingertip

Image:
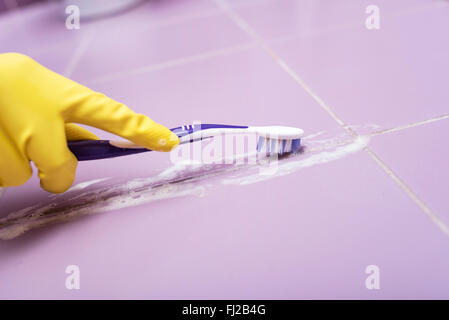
[41,181,72,194]
[129,120,179,152]
[40,171,75,193]
[40,172,75,193]
[145,127,180,152]
[156,131,180,152]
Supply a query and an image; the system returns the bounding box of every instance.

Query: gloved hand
[0,53,179,193]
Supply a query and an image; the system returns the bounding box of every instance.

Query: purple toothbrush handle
[68,124,248,161]
[68,140,150,161]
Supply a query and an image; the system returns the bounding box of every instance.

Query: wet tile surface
[0,0,448,299]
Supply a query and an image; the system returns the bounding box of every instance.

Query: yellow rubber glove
[0,53,179,193]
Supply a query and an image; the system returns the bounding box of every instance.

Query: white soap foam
[222,136,369,185]
[0,132,369,239]
[0,179,205,240]
[67,177,111,192]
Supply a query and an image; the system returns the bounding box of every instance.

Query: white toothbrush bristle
[256,137,302,155]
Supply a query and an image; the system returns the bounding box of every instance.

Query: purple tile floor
[0,0,448,299]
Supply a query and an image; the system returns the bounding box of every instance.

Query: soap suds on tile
[0,131,368,240]
[222,136,369,185]
[0,179,206,240]
[67,177,111,193]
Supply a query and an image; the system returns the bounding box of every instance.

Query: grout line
[110,7,223,37]
[267,0,448,48]
[277,59,354,133]
[214,0,449,236]
[213,0,355,135]
[370,114,449,137]
[85,41,257,85]
[64,3,245,83]
[63,30,94,78]
[364,146,449,236]
[15,4,223,65]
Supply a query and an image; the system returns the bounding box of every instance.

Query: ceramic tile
[87,46,342,136]
[370,119,449,224]
[70,13,251,82]
[267,7,449,133]
[1,149,449,298]
[0,1,83,53]
[233,0,441,40]
[1,0,448,300]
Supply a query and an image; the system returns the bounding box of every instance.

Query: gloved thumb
[27,121,78,193]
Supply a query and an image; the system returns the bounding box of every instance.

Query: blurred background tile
[267,6,449,133]
[0,1,82,53]
[16,0,47,7]
[70,12,252,82]
[87,46,342,137]
[0,1,7,14]
[233,0,434,40]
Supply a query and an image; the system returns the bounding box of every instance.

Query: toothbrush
[68,124,304,161]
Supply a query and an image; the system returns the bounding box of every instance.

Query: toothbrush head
[172,124,304,156]
[256,137,302,156]
[253,126,304,156]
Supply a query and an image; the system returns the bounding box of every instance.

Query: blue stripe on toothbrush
[171,123,248,138]
[291,139,301,153]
